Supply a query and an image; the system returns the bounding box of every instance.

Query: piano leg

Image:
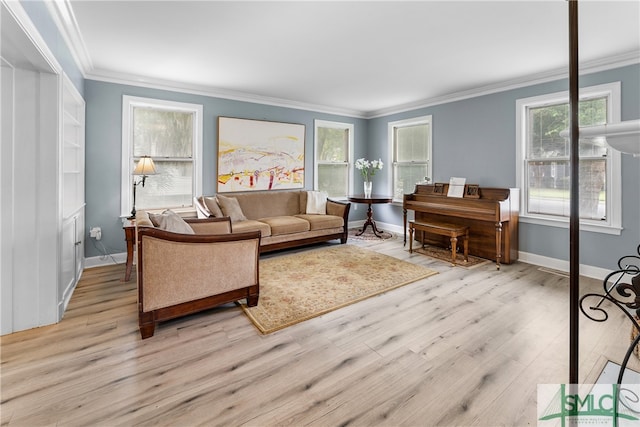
[403,209,407,246]
[495,221,503,270]
[408,224,414,253]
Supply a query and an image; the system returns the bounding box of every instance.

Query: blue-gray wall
[20,0,639,270]
[84,80,368,257]
[85,64,639,270]
[367,64,640,269]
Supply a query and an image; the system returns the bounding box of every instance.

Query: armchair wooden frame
[136,217,261,339]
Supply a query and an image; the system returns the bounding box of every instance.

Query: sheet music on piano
[447,177,466,198]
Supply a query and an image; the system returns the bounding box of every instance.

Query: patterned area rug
[348,227,395,241]
[409,245,490,268]
[240,245,438,334]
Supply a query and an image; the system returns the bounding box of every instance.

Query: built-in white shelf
[60,75,85,319]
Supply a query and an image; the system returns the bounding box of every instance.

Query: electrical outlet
[90,227,102,240]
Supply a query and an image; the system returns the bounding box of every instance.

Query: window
[389,115,432,202]
[516,82,622,234]
[314,120,354,198]
[121,96,203,216]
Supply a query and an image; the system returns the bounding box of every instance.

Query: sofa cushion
[216,194,247,222]
[258,216,309,235]
[231,219,272,237]
[203,196,224,218]
[149,210,195,234]
[295,214,343,231]
[306,191,327,214]
[232,191,302,219]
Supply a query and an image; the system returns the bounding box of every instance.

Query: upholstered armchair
[135,211,261,339]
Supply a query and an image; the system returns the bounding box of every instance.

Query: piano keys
[403,184,519,268]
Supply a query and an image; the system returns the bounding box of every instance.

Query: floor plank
[2,236,638,426]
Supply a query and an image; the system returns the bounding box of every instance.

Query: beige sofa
[195,190,351,252]
[135,213,260,339]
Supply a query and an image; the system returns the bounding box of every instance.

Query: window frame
[120,95,203,217]
[313,119,354,199]
[388,115,433,203]
[515,82,622,235]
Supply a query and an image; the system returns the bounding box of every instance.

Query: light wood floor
[2,236,638,426]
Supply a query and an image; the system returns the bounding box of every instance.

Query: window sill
[519,215,622,235]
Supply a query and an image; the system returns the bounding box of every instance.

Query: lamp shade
[133,156,157,176]
[583,120,640,156]
[560,119,640,156]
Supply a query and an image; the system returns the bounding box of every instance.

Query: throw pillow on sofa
[306,191,328,214]
[216,194,247,223]
[149,210,195,234]
[194,196,212,219]
[203,196,224,218]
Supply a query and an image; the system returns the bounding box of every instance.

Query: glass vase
[364,181,372,197]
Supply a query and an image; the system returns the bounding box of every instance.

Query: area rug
[240,245,438,334]
[409,245,489,268]
[348,227,395,241]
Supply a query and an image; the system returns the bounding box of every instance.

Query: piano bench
[409,221,469,266]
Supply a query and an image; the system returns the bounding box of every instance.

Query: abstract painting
[217,117,305,192]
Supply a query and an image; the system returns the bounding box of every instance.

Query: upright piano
[403,184,519,267]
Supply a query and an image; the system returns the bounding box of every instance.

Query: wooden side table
[122,219,135,282]
[347,194,393,238]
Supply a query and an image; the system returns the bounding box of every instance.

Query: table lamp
[129,156,157,219]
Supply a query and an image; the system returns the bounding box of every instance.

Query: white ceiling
[65,0,640,117]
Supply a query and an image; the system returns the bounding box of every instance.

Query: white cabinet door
[60,216,76,300]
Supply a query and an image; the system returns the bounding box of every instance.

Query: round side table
[347,194,393,238]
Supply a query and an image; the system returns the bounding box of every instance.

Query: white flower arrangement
[355,158,384,182]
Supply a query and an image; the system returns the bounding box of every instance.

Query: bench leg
[450,236,458,266]
[463,231,469,263]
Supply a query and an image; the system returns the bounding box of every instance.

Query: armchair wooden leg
[139,312,156,339]
[247,294,259,307]
[139,323,155,339]
[246,285,259,307]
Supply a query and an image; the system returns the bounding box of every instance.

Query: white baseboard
[347,221,610,281]
[84,230,610,281]
[84,252,127,269]
[516,251,610,281]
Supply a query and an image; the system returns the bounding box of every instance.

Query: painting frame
[217,116,305,193]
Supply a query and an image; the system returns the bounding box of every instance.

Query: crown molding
[366,51,640,118]
[48,0,638,120]
[45,0,93,74]
[88,50,638,120]
[85,69,368,119]
[48,0,364,117]
[1,0,62,74]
